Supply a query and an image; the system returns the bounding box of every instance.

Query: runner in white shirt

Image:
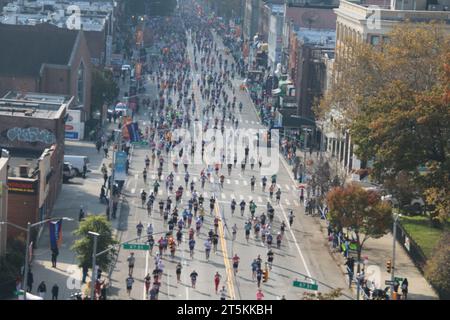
[219,286,227,300]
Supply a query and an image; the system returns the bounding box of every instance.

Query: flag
[49,219,63,250]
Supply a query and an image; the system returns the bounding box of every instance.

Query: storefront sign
[7,179,38,194]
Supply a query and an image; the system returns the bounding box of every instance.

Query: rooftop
[0,23,78,77]
[1,0,112,31]
[0,91,71,119]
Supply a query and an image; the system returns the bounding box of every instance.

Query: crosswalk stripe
[243,180,248,186]
[151,175,156,179]
[258,196,263,202]
[226,179,231,184]
[285,199,291,205]
[235,180,239,185]
[193,177,197,182]
[221,193,226,199]
[230,194,235,200]
[158,190,163,195]
[239,195,244,200]
[176,176,180,181]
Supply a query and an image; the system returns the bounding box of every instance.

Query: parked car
[64,155,89,176]
[63,162,76,182]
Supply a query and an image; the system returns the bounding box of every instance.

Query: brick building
[0,92,73,241]
[0,23,92,124]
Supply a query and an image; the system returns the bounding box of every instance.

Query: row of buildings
[206,0,450,182]
[0,0,124,256]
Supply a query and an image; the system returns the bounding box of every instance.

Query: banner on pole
[115,151,127,181]
[126,122,141,142]
[49,219,63,250]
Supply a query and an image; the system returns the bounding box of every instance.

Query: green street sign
[123,243,149,250]
[293,280,318,291]
[131,141,148,146]
[14,290,24,296]
[394,277,404,283]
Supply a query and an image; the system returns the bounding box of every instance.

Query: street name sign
[123,243,149,250]
[293,280,318,291]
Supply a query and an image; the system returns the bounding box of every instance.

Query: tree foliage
[72,215,118,270]
[318,22,450,222]
[91,68,119,116]
[424,232,450,299]
[326,184,392,265]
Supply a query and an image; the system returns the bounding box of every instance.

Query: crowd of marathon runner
[124,4,290,301]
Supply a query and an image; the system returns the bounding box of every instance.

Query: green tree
[318,22,450,223]
[326,184,392,272]
[90,69,119,118]
[424,232,450,299]
[72,215,118,270]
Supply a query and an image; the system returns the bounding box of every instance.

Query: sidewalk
[216,30,438,300]
[30,120,126,300]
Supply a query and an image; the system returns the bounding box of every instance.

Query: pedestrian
[103,144,109,158]
[214,272,221,293]
[78,207,85,221]
[401,278,408,300]
[256,289,264,300]
[26,270,33,292]
[82,163,87,179]
[37,281,46,299]
[126,275,134,296]
[51,247,59,268]
[51,284,59,300]
[219,286,227,300]
[82,264,89,283]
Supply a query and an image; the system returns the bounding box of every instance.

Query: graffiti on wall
[6,127,56,145]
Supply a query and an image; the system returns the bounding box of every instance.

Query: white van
[64,155,89,176]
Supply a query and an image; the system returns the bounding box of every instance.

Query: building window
[370,35,380,46]
[77,61,85,104]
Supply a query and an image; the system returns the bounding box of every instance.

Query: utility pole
[391,213,401,297]
[89,231,100,300]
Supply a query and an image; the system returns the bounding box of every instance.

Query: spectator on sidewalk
[51,247,59,268]
[103,171,108,186]
[79,207,85,221]
[26,270,33,292]
[37,281,46,299]
[95,140,102,154]
[401,278,409,300]
[103,144,109,158]
[83,163,87,179]
[51,284,59,300]
[82,264,89,283]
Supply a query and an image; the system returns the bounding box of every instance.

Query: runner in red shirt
[214,272,222,294]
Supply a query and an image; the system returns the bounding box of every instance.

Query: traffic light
[386,260,392,273]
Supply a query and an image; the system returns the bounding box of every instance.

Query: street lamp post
[302,128,312,182]
[0,217,73,300]
[391,213,401,297]
[88,231,100,300]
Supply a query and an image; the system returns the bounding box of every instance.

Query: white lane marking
[285,199,291,205]
[279,204,312,278]
[285,184,291,191]
[221,193,226,199]
[176,176,180,181]
[158,190,163,195]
